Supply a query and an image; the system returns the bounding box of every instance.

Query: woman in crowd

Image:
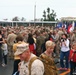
[59,34,70,70]
[12,34,25,75]
[1,39,8,67]
[40,40,58,75]
[69,41,76,75]
[27,33,36,54]
[0,30,4,65]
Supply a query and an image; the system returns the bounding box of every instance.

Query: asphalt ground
[0,57,70,75]
[0,58,14,75]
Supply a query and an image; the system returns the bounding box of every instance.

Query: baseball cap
[14,43,29,55]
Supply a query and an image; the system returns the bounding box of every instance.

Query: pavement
[0,57,14,75]
[0,57,70,75]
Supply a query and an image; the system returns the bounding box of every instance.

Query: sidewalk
[0,57,70,75]
[0,58,14,75]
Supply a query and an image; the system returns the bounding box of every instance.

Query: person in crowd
[20,30,28,42]
[7,30,17,59]
[33,34,36,44]
[14,43,44,75]
[48,30,55,41]
[40,40,58,75]
[27,33,36,54]
[69,31,76,49]
[69,41,76,75]
[59,34,70,70]
[58,28,64,37]
[1,30,5,38]
[0,30,4,65]
[1,39,8,67]
[41,39,48,53]
[32,33,37,51]
[53,30,60,57]
[41,29,49,53]
[36,30,45,56]
[12,34,25,75]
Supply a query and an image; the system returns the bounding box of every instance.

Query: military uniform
[36,35,45,56]
[69,33,76,46]
[7,32,17,59]
[19,53,44,75]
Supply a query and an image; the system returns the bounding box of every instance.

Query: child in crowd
[69,41,76,75]
[1,39,8,67]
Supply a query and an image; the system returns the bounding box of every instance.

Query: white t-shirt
[61,39,70,52]
[1,43,8,55]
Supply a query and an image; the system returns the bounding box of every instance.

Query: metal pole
[12,21,13,27]
[34,2,36,26]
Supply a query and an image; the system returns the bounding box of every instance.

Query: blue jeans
[60,51,69,68]
[12,60,20,75]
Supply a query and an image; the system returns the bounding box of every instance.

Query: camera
[61,39,65,42]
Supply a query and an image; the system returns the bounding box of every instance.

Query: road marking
[59,69,70,75]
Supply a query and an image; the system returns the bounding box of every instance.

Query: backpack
[29,54,58,75]
[29,56,38,75]
[39,53,58,75]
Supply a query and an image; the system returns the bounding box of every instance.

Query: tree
[50,9,56,21]
[21,17,26,21]
[41,18,43,21]
[12,16,19,21]
[43,10,46,21]
[56,18,59,21]
[42,8,57,21]
[47,7,50,20]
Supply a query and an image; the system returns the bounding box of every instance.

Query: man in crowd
[7,30,17,59]
[14,43,44,75]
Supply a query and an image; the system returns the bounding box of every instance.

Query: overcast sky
[0,0,76,21]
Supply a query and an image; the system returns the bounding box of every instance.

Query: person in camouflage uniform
[40,40,58,75]
[7,30,17,59]
[69,31,76,49]
[36,30,45,56]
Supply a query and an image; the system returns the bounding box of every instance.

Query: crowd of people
[0,25,76,75]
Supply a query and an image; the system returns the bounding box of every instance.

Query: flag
[62,23,67,29]
[67,24,72,33]
[56,22,62,28]
[72,21,75,30]
[67,21,75,33]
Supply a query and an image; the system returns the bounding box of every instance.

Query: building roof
[60,17,76,21]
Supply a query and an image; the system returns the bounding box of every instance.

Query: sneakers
[59,68,64,70]
[64,68,68,71]
[59,67,68,71]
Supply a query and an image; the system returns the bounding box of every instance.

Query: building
[0,20,57,27]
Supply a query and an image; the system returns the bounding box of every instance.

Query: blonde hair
[46,41,55,49]
[71,41,76,48]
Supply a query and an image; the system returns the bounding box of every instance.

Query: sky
[0,0,76,21]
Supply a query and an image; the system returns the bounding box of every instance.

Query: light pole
[34,2,36,26]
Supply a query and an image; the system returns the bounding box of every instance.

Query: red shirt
[69,49,76,62]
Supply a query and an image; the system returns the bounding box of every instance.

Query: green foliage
[12,16,19,21]
[12,16,26,21]
[43,10,46,21]
[21,17,26,21]
[42,7,57,21]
